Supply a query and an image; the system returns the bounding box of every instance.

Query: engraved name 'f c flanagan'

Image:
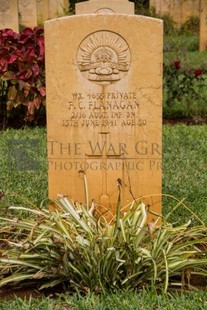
[77,31,131,85]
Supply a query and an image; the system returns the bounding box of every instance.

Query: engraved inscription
[62,91,147,128]
[77,31,131,85]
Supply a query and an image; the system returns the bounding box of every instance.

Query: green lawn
[164,33,207,69]
[0,127,47,210]
[0,125,207,224]
[0,125,207,307]
[162,125,207,224]
[0,289,207,309]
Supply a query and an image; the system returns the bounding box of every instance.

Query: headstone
[18,0,37,28]
[37,0,49,25]
[199,0,207,52]
[49,0,69,18]
[150,0,199,27]
[45,8,163,222]
[76,0,134,15]
[0,0,19,32]
[182,0,199,18]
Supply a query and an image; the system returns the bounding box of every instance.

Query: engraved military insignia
[77,31,131,85]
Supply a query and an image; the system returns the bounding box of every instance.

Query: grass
[162,125,207,224]
[0,127,47,210]
[0,125,206,224]
[0,125,207,310]
[164,51,207,70]
[164,33,207,69]
[163,32,207,119]
[0,289,207,309]
[0,125,206,309]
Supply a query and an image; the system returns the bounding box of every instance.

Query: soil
[0,287,42,300]
[0,285,65,300]
[0,275,206,300]
[163,115,207,125]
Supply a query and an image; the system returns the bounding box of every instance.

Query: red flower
[194,69,203,78]
[173,60,181,70]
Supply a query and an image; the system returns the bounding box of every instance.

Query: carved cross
[85,132,123,198]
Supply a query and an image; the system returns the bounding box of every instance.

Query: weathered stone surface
[45,14,163,221]
[49,0,69,18]
[76,0,134,15]
[199,0,207,52]
[37,0,49,25]
[0,0,19,32]
[18,0,37,28]
[150,0,199,27]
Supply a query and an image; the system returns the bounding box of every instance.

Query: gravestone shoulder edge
[44,14,164,28]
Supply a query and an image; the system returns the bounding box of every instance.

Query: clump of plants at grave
[0,191,207,294]
[163,59,207,119]
[0,27,45,130]
[181,16,200,35]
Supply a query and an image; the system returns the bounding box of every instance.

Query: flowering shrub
[0,27,45,129]
[163,60,206,115]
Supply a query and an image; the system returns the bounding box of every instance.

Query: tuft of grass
[0,196,206,294]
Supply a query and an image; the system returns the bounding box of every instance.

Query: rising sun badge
[77,31,131,85]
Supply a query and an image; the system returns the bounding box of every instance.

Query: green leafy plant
[163,60,207,117]
[181,16,200,35]
[0,27,45,130]
[164,33,199,53]
[0,194,206,294]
